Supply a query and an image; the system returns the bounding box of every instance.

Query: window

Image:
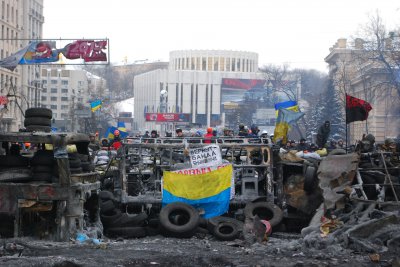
[41,96,47,101]
[61,113,68,118]
[61,88,68,93]
[51,80,57,84]
[61,80,68,85]
[50,105,57,109]
[50,97,57,101]
[213,57,219,71]
[51,88,57,93]
[61,97,68,101]
[202,57,206,70]
[42,80,47,84]
[42,88,47,93]
[61,105,68,110]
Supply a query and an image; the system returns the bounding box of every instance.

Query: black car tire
[207,216,243,232]
[100,209,122,226]
[25,108,52,119]
[24,117,51,127]
[69,158,81,168]
[32,165,53,173]
[99,190,115,201]
[244,202,283,227]
[100,199,115,214]
[111,212,148,227]
[0,155,29,167]
[32,172,53,182]
[145,226,160,236]
[0,168,32,182]
[31,150,54,166]
[159,202,200,238]
[26,125,51,132]
[212,221,240,241]
[70,167,82,174]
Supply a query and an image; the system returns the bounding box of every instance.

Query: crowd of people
[89,121,398,160]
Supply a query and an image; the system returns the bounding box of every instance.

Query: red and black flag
[346,94,372,124]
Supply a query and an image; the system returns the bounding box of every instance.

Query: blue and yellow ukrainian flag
[90,100,102,112]
[274,100,299,116]
[273,108,305,144]
[162,164,232,218]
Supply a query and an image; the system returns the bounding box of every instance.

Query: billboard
[221,78,266,91]
[145,113,191,122]
[0,39,109,71]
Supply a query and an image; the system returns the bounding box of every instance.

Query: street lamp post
[160,89,168,136]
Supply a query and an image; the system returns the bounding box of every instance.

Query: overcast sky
[43,0,399,72]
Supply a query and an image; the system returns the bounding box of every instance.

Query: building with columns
[133,50,264,133]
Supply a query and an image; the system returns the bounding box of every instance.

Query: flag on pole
[273,108,305,144]
[274,100,299,116]
[90,100,102,112]
[345,94,372,124]
[117,121,128,138]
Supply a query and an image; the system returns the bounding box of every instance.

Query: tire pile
[99,190,149,238]
[24,108,52,133]
[98,199,284,241]
[31,150,57,182]
[0,154,31,182]
[0,150,59,183]
[68,153,95,174]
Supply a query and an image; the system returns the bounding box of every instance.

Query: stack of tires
[24,108,52,133]
[78,154,95,173]
[68,153,82,174]
[99,190,148,238]
[0,155,31,183]
[31,150,56,183]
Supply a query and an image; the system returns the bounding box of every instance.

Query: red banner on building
[145,113,191,122]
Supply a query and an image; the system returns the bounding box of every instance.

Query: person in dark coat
[316,121,331,148]
[296,138,309,151]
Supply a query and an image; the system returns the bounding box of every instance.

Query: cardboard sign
[189,144,222,167]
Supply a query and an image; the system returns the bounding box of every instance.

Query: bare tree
[260,63,299,101]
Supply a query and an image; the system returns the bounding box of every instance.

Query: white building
[133,50,265,132]
[41,67,91,131]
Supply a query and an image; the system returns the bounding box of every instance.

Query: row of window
[42,96,69,101]
[42,80,69,85]
[174,57,256,72]
[1,1,18,26]
[0,25,18,46]
[42,88,69,93]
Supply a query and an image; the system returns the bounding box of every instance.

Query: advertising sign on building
[145,113,191,122]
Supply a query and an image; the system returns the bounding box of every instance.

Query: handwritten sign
[189,144,222,167]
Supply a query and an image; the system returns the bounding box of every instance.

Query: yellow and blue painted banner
[90,99,102,112]
[162,164,233,218]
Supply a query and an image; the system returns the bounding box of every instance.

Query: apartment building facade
[325,38,400,143]
[0,0,44,132]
